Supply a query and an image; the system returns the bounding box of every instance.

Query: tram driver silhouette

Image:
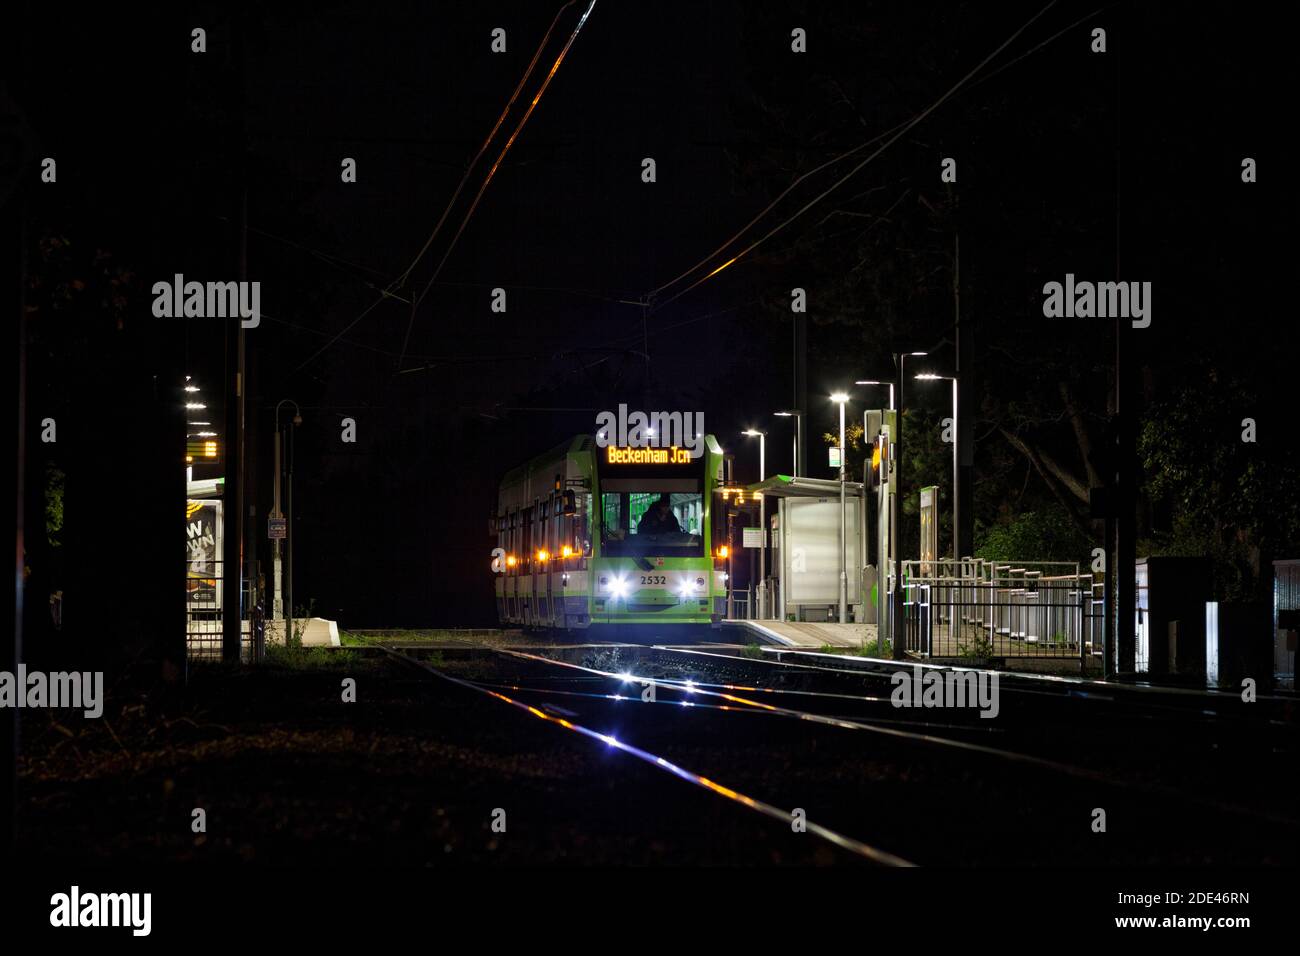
[637,494,682,536]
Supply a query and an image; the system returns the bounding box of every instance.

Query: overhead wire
[294,0,597,376]
[398,0,600,371]
[643,1,1064,312]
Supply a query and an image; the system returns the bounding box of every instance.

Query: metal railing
[185,559,262,662]
[728,590,750,621]
[899,559,1103,660]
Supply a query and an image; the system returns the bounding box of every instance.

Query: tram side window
[522,506,532,564]
[548,497,559,554]
[554,498,563,554]
[511,508,519,566]
[533,502,542,560]
[602,494,623,537]
[534,503,541,559]
[577,492,592,554]
[545,505,552,557]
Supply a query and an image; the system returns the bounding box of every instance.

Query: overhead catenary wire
[643,1,1064,312]
[294,0,597,377]
[271,1,1107,377]
[391,0,580,293]
[398,0,600,372]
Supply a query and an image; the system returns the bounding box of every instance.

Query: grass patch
[340,628,515,647]
[859,636,892,658]
[740,643,765,659]
[815,636,891,657]
[265,643,360,668]
[957,635,996,660]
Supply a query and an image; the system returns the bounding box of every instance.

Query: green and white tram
[493,434,728,636]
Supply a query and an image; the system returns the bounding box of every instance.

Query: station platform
[721,618,878,649]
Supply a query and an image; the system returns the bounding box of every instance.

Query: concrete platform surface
[722,619,877,648]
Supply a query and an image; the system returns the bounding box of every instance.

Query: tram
[493,433,728,636]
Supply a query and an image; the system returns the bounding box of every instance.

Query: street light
[274,400,302,648]
[915,372,959,561]
[830,392,850,624]
[773,410,802,478]
[743,429,767,619]
[890,352,926,659]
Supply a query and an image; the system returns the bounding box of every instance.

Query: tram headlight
[609,575,629,599]
[677,576,705,598]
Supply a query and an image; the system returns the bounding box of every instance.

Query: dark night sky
[10,1,1289,629]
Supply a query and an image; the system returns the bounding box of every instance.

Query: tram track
[486,644,1300,830]
[376,644,916,866]
[376,640,1299,865]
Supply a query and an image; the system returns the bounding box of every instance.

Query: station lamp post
[890,353,927,658]
[853,380,895,412]
[915,372,959,562]
[743,428,767,618]
[274,399,302,646]
[830,392,851,624]
[773,409,803,478]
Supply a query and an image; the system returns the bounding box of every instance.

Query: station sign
[605,446,693,465]
[268,515,287,540]
[185,438,221,464]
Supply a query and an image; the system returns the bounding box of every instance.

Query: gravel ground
[15,652,857,865]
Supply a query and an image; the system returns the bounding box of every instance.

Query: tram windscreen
[598,477,704,557]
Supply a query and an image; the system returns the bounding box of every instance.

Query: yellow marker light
[561,545,574,559]
[717,545,729,559]
[506,554,518,568]
[536,549,549,563]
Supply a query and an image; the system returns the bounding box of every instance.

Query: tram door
[543,493,555,627]
[549,492,562,629]
[530,499,541,626]
[507,507,518,621]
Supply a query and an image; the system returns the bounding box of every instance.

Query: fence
[727,589,750,621]
[1276,560,1300,680]
[186,559,263,662]
[900,559,1103,660]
